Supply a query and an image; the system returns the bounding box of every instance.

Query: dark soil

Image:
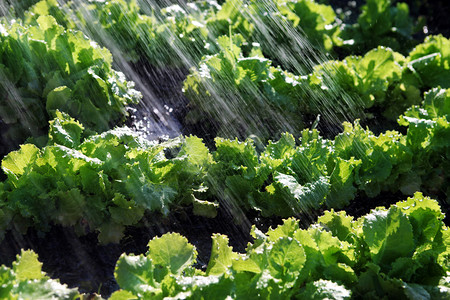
[0,206,280,297]
[403,0,450,38]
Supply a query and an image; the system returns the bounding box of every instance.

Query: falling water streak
[61,0,183,139]
[0,6,42,151]
[246,0,366,131]
[186,0,366,140]
[0,0,369,243]
[0,70,45,154]
[0,3,7,17]
[5,0,365,140]
[135,0,366,139]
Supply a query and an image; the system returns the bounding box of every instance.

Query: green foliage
[5,108,444,240]
[238,0,342,71]
[297,279,351,299]
[204,122,415,216]
[341,0,416,55]
[0,14,141,158]
[0,114,212,243]
[283,0,342,51]
[183,37,306,140]
[333,121,412,197]
[4,98,450,238]
[19,0,415,72]
[112,194,450,299]
[0,0,448,254]
[24,0,219,67]
[0,1,448,298]
[308,46,421,122]
[77,0,156,63]
[399,87,450,200]
[185,34,450,140]
[206,132,330,217]
[0,249,80,299]
[206,234,238,275]
[2,0,40,18]
[25,0,152,62]
[405,35,450,90]
[181,35,450,214]
[157,1,224,66]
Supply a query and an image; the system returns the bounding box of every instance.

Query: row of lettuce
[2,193,449,299]
[183,33,449,140]
[11,0,419,68]
[1,86,450,244]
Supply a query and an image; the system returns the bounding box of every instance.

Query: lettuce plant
[341,0,416,55]
[0,249,80,299]
[111,193,450,299]
[183,36,306,141]
[399,87,450,200]
[0,112,443,243]
[308,46,421,122]
[404,35,450,90]
[205,122,413,218]
[0,112,212,243]
[25,0,219,67]
[0,15,141,158]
